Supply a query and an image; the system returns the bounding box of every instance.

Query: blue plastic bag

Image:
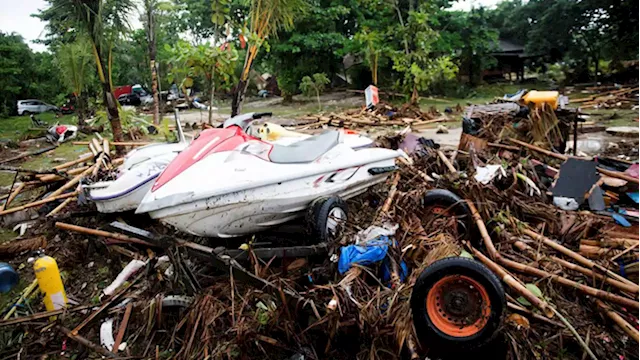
[338,236,390,274]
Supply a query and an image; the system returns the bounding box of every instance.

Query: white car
[17,99,59,115]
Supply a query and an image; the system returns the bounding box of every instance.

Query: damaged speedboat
[136,114,403,239]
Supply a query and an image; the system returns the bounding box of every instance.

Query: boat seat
[269,131,340,164]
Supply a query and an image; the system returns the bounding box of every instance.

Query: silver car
[17,99,59,115]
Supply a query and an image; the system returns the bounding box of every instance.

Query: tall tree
[38,0,133,148]
[230,0,306,116]
[55,37,93,123]
[143,0,173,125]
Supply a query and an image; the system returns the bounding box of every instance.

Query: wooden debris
[55,222,156,247]
[0,191,77,216]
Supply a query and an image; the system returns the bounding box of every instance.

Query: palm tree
[56,37,93,124]
[41,0,133,148]
[230,0,306,116]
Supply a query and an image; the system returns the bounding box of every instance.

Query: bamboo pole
[46,197,76,217]
[46,165,95,199]
[88,142,99,156]
[499,257,638,309]
[522,228,638,290]
[437,150,457,174]
[581,238,639,249]
[53,153,94,171]
[92,138,102,153]
[469,246,554,317]
[610,243,639,261]
[397,156,434,182]
[378,172,401,217]
[0,191,77,216]
[38,165,90,183]
[513,240,638,294]
[73,141,151,146]
[2,279,38,320]
[92,152,106,177]
[605,230,639,240]
[2,183,25,210]
[466,200,499,260]
[55,222,155,247]
[595,299,639,342]
[579,244,620,259]
[509,138,639,184]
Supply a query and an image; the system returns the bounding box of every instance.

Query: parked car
[17,100,59,115]
[117,93,141,106]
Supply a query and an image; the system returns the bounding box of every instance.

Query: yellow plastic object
[33,255,67,311]
[257,122,305,141]
[522,90,559,109]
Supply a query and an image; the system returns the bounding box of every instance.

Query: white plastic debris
[553,197,580,211]
[354,222,399,245]
[100,318,115,350]
[474,164,506,185]
[102,260,146,296]
[12,222,33,237]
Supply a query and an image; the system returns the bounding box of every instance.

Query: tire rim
[426,275,491,337]
[326,207,346,237]
[426,205,468,235]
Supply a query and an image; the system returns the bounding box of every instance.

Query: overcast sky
[0,0,503,52]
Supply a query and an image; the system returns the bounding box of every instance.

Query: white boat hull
[142,147,398,237]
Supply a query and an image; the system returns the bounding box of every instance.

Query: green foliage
[389,5,458,102]
[55,37,93,97]
[0,32,66,117]
[94,106,149,135]
[299,73,330,110]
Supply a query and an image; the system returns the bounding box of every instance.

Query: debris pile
[572,85,639,109]
[0,103,638,360]
[296,101,452,131]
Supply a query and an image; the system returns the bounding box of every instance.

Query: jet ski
[85,110,189,213]
[87,112,375,213]
[136,113,403,238]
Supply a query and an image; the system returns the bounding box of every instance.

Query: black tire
[410,257,505,355]
[422,189,476,245]
[306,196,348,243]
[22,111,31,116]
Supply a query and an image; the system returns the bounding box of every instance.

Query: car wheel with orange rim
[411,257,505,355]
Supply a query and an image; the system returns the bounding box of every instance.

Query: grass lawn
[0,113,76,142]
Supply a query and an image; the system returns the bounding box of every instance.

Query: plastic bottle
[33,252,67,311]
